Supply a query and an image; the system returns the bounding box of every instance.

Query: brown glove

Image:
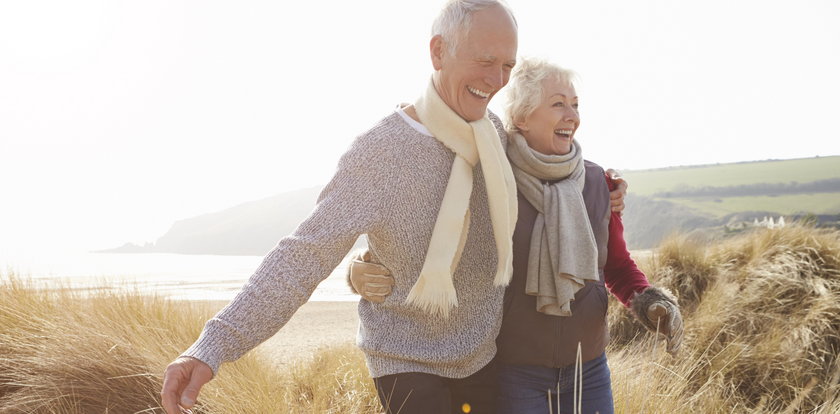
[631,286,684,355]
[346,249,394,304]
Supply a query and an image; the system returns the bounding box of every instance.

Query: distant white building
[753,215,786,229]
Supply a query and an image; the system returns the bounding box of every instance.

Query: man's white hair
[504,57,578,133]
[431,0,517,56]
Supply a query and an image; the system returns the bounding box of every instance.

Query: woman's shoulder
[583,159,606,177]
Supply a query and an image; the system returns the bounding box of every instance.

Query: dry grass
[0,277,379,414]
[1,222,838,413]
[609,223,840,413]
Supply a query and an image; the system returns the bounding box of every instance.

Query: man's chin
[462,107,489,122]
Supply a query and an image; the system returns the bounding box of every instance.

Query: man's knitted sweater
[183,111,509,379]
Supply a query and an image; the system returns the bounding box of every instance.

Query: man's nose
[485,67,506,89]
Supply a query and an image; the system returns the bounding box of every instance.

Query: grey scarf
[506,133,600,316]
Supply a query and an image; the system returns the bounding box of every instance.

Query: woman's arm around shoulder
[603,201,650,307]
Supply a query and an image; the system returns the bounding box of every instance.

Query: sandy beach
[201,300,361,369]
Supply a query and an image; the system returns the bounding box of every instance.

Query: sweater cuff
[181,327,226,375]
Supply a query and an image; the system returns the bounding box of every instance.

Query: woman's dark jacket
[495,160,650,368]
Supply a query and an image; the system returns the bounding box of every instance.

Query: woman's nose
[564,108,579,123]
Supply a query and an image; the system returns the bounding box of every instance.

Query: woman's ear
[514,117,529,132]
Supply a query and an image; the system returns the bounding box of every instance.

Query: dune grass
[0,277,378,413]
[609,223,840,413]
[1,223,839,413]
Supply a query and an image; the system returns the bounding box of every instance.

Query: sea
[0,251,356,302]
[1,250,656,303]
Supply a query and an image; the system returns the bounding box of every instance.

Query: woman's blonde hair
[504,57,577,133]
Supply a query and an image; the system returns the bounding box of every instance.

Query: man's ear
[430,35,445,70]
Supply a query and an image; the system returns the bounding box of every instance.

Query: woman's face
[516,77,580,155]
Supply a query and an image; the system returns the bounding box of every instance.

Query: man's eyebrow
[475,55,517,66]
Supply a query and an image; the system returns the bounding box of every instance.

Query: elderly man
[162,1,519,413]
[161,1,624,413]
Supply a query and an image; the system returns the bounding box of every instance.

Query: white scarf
[407,80,518,317]
[506,133,600,316]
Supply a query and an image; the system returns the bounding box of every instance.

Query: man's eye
[553,102,564,107]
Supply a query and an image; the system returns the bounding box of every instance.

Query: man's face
[432,5,518,122]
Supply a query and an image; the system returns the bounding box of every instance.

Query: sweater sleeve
[603,175,651,307]
[182,131,398,374]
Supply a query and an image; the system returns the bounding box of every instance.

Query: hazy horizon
[2,0,839,255]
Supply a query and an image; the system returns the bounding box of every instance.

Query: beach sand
[202,300,360,369]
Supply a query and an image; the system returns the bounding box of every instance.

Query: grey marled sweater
[183,111,508,379]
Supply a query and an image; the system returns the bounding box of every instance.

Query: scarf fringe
[405,276,458,318]
[494,258,513,286]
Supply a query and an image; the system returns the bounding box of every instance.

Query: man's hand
[606,168,628,215]
[347,250,394,303]
[161,356,213,414]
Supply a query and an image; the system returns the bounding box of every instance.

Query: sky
[1,0,839,256]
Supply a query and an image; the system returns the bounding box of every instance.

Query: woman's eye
[553,102,564,107]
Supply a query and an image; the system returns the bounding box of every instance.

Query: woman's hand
[346,249,394,303]
[631,286,684,355]
[606,168,628,215]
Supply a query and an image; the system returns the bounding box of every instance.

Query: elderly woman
[350,57,683,414]
[491,57,683,413]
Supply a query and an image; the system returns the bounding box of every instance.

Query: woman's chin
[552,142,572,156]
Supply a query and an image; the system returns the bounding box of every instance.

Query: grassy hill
[619,156,840,248]
[667,193,840,217]
[621,156,840,218]
[622,156,840,198]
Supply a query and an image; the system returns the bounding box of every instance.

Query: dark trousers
[373,360,498,414]
[496,352,614,414]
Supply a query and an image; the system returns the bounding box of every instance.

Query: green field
[621,156,840,219]
[667,193,840,217]
[622,156,840,196]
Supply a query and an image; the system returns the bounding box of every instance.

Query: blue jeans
[496,352,614,414]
